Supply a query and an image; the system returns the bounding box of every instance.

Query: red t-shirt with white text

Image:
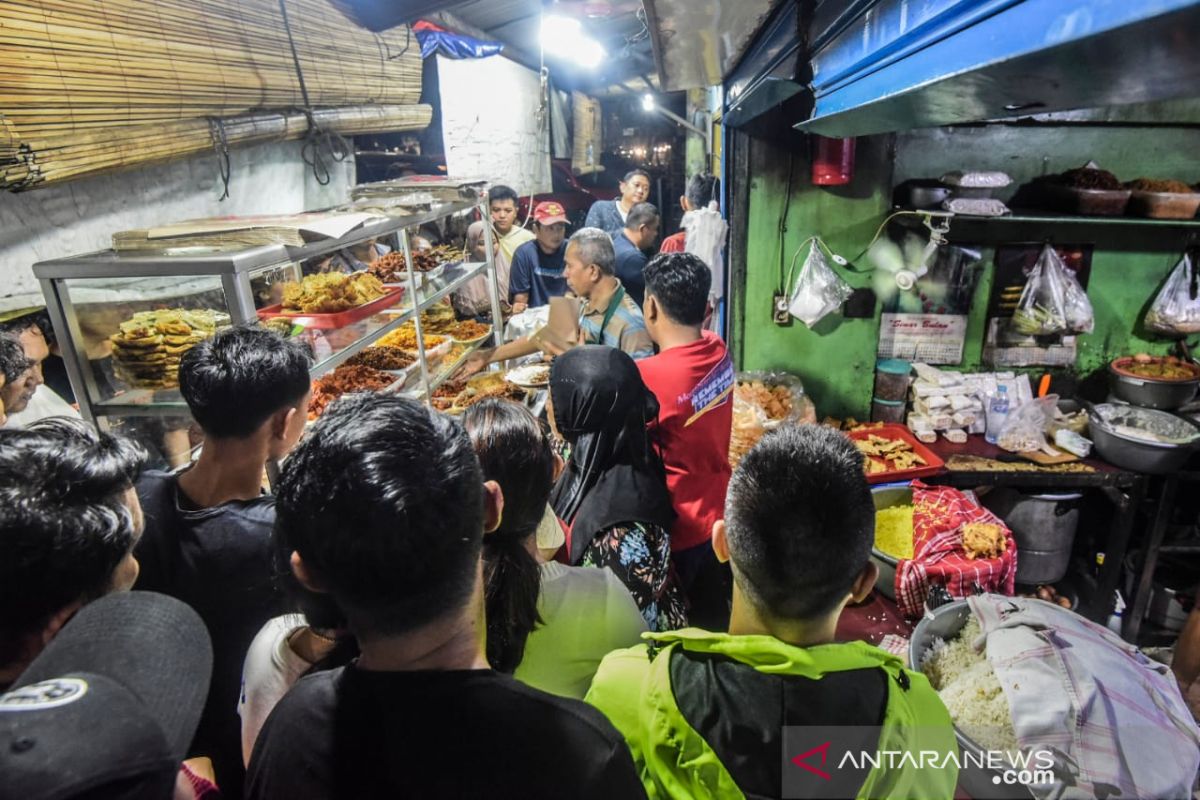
[637,331,734,552]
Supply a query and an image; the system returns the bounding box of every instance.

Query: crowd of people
[0,246,970,800]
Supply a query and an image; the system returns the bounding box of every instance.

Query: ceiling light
[642,93,655,112]
[541,13,605,69]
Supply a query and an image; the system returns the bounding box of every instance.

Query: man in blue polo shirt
[611,202,660,307]
[509,202,570,310]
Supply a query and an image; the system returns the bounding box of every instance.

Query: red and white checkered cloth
[893,481,1017,618]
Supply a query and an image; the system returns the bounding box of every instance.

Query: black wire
[278,0,347,186]
[208,117,231,201]
[385,26,412,60]
[777,154,795,294]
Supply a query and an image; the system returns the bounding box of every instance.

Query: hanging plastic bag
[684,204,729,300]
[1145,252,1200,335]
[1012,246,1069,336]
[1054,248,1095,334]
[787,239,853,327]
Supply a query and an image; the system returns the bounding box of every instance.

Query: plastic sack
[1012,245,1093,335]
[729,371,817,467]
[683,203,728,300]
[1145,253,1200,335]
[413,22,505,60]
[996,394,1058,453]
[787,241,853,327]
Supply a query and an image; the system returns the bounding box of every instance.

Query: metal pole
[402,229,431,400]
[480,196,505,354]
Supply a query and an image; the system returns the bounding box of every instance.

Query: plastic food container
[1045,183,1131,216]
[257,287,404,330]
[1127,190,1200,220]
[871,398,907,424]
[873,358,912,402]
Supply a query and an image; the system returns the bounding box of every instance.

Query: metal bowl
[1089,403,1200,473]
[1108,360,1200,410]
[869,484,911,599]
[910,602,1034,799]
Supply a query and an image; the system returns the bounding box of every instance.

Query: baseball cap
[0,592,213,800]
[533,201,569,226]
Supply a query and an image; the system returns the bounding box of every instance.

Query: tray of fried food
[279,272,387,314]
[448,381,530,414]
[846,423,944,483]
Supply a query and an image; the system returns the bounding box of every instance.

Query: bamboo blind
[572,91,602,176]
[0,0,427,189]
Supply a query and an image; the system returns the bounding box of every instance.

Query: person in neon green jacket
[586,425,959,800]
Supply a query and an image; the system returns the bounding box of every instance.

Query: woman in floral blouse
[548,346,686,631]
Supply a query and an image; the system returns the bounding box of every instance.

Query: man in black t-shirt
[246,394,646,800]
[134,326,312,800]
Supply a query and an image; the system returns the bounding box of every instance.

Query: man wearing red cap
[509,201,570,311]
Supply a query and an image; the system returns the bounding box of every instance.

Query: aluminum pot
[1108,360,1199,410]
[869,485,911,600]
[910,602,1034,800]
[1089,403,1200,474]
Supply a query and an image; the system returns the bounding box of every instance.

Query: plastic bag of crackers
[729,371,817,467]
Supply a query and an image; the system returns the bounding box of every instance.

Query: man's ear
[849,560,878,604]
[271,405,297,441]
[711,520,730,564]
[290,551,328,594]
[679,194,689,213]
[644,295,660,324]
[483,480,504,534]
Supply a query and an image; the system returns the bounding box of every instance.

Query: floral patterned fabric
[580,521,687,632]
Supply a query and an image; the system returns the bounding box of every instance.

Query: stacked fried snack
[281,272,386,314]
[419,302,457,335]
[854,434,927,476]
[110,308,227,389]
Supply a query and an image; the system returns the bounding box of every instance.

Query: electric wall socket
[772,294,790,325]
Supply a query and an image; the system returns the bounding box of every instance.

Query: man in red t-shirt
[637,252,734,628]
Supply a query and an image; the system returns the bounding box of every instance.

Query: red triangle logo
[791,741,832,781]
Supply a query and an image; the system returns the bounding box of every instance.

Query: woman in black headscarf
[548,345,686,632]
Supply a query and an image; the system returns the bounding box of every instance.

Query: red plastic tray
[257,287,404,330]
[846,424,945,484]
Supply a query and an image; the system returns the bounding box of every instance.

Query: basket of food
[870,483,1011,602]
[728,371,817,467]
[912,596,1200,800]
[1108,354,1200,410]
[259,272,401,329]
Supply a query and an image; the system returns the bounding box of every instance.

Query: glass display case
[33,194,503,448]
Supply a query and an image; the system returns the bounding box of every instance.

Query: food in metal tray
[505,364,550,386]
[376,324,446,352]
[308,364,395,419]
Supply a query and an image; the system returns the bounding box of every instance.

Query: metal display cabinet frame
[33,192,504,428]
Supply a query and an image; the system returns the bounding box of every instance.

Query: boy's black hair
[643,252,711,326]
[724,425,874,620]
[178,326,312,439]
[488,185,520,206]
[0,418,148,670]
[685,173,720,209]
[273,394,485,637]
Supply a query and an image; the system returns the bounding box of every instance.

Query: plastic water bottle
[985,386,1009,444]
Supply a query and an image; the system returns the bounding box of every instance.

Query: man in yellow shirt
[489,185,535,264]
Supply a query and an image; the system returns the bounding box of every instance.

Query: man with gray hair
[462,227,653,374]
[612,202,660,306]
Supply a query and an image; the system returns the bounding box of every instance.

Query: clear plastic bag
[996,395,1058,453]
[1145,253,1200,335]
[1012,245,1093,335]
[787,240,853,327]
[729,371,816,466]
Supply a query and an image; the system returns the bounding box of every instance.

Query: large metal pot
[1108,359,1199,410]
[910,602,1034,799]
[1089,403,1200,473]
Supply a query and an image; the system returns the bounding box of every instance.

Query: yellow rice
[874,504,915,559]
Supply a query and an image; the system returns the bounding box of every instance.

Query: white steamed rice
[923,616,1020,755]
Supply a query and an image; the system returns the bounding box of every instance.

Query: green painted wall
[733,124,1200,419]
